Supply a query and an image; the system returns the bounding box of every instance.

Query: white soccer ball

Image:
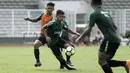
[65,46,75,56]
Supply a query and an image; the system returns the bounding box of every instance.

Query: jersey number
[101,11,110,18]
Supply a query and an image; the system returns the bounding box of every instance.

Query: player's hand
[45,36,51,44]
[24,17,29,21]
[75,37,82,44]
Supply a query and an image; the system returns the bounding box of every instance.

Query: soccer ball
[65,46,75,56]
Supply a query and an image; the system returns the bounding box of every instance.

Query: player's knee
[33,43,39,49]
[64,43,70,48]
[33,40,42,49]
[98,60,106,66]
[33,42,40,49]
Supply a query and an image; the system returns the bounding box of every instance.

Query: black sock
[55,55,71,69]
[101,63,113,73]
[34,49,40,63]
[66,54,70,61]
[60,60,72,69]
[108,60,126,67]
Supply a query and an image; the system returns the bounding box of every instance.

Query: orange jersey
[41,13,53,33]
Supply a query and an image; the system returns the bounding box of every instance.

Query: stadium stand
[0,0,39,9]
[102,0,130,9]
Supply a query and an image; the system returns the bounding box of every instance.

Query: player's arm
[63,21,80,36]
[67,28,80,36]
[24,17,40,22]
[24,13,43,22]
[113,24,117,31]
[76,26,92,43]
[76,13,96,44]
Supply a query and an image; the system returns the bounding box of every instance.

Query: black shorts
[99,39,120,55]
[38,34,47,45]
[50,38,67,56]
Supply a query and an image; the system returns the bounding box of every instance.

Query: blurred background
[0,0,129,46]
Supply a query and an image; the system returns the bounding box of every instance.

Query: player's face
[46,6,54,14]
[56,14,65,22]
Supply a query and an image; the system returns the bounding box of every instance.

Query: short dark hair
[56,10,65,16]
[91,0,102,5]
[47,2,55,7]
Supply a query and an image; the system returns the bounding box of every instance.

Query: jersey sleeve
[62,21,68,30]
[89,13,97,27]
[43,21,54,29]
[37,13,44,20]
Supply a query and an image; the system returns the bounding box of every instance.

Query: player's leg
[106,42,130,73]
[50,45,76,70]
[61,36,73,65]
[99,51,129,73]
[34,34,47,67]
[34,39,42,67]
[65,41,74,66]
[98,39,129,73]
[98,51,113,73]
[59,38,75,66]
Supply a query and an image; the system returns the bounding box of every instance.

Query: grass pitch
[0,45,129,73]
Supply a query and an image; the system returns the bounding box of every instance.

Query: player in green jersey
[41,10,80,70]
[76,0,130,73]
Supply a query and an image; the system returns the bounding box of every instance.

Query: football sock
[34,49,40,63]
[55,55,72,69]
[101,63,113,73]
[61,60,72,69]
[108,60,126,67]
[66,54,70,61]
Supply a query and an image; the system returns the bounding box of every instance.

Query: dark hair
[91,0,102,5]
[47,2,55,7]
[56,10,65,16]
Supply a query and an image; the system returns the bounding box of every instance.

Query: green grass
[0,45,129,73]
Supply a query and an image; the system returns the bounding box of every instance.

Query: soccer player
[76,0,130,73]
[24,2,55,67]
[42,10,79,70]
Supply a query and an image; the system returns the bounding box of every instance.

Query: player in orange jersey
[24,2,55,67]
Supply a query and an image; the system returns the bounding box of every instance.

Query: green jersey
[89,7,121,43]
[43,19,68,46]
[61,21,69,40]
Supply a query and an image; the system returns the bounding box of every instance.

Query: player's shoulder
[90,11,97,17]
[47,19,56,26]
[41,13,45,16]
[62,20,67,24]
[62,21,68,26]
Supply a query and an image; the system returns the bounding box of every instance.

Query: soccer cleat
[66,60,74,66]
[34,62,42,67]
[60,64,64,69]
[125,60,130,73]
[67,67,77,70]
